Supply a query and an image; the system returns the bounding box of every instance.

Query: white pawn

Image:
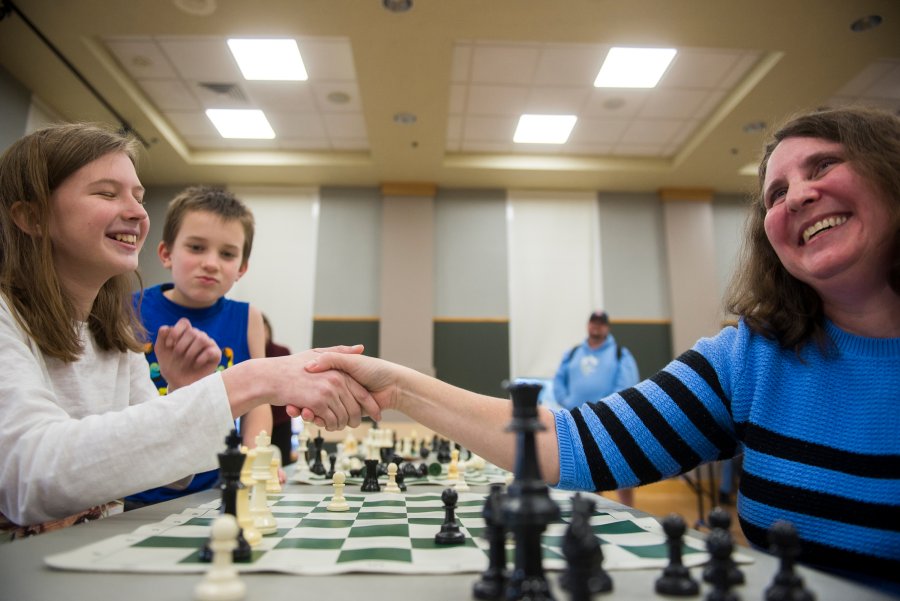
[194,514,246,601]
[327,472,350,512]
[454,460,470,492]
[383,462,402,493]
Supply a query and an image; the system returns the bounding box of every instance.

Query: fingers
[345,375,381,422]
[311,344,364,355]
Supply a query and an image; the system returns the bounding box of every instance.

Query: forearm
[392,367,561,484]
[220,359,269,418]
[240,403,273,447]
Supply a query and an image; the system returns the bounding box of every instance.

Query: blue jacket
[552,334,639,410]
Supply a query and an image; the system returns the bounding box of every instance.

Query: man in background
[552,310,640,505]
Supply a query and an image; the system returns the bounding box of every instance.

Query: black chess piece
[655,513,699,596]
[435,487,466,545]
[560,493,612,599]
[401,461,419,479]
[473,483,508,600]
[419,439,430,460]
[310,430,326,476]
[703,507,744,586]
[764,521,815,601]
[395,469,407,492]
[437,439,452,464]
[417,463,429,478]
[503,381,560,601]
[326,453,337,479]
[200,429,251,562]
[361,458,381,492]
[705,529,739,601]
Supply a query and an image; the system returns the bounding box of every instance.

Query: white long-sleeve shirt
[0,294,234,526]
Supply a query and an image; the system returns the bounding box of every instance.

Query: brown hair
[0,122,146,362]
[161,185,255,267]
[725,106,900,350]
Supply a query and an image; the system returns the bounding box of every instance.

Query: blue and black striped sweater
[555,319,900,585]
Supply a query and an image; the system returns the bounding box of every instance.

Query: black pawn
[655,513,699,596]
[200,429,251,562]
[473,484,508,600]
[361,458,381,492]
[560,494,612,599]
[705,529,739,601]
[764,521,815,601]
[503,381,560,601]
[419,440,430,460]
[435,487,466,545]
[310,431,326,476]
[703,507,744,586]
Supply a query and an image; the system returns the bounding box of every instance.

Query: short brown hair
[725,106,900,351]
[161,186,255,266]
[0,123,145,361]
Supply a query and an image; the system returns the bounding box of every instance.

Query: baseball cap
[589,310,609,324]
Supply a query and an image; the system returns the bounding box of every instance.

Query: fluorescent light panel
[594,47,677,88]
[206,109,276,139]
[227,38,308,81]
[514,114,577,144]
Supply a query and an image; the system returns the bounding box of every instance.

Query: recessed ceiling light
[172,0,216,16]
[383,0,413,12]
[393,112,417,125]
[206,109,275,139]
[850,15,882,32]
[327,91,352,105]
[513,114,577,144]
[227,39,308,81]
[594,47,677,88]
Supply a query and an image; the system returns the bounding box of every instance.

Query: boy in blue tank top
[126,186,273,508]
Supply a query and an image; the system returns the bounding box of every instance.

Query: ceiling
[1,0,898,196]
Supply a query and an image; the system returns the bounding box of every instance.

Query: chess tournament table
[0,478,895,601]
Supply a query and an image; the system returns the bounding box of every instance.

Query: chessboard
[291,462,511,488]
[44,490,748,576]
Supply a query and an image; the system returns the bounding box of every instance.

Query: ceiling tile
[141,79,201,111]
[639,89,709,119]
[620,119,684,145]
[532,44,606,86]
[466,85,530,116]
[462,115,518,141]
[105,38,178,79]
[158,37,242,81]
[525,86,590,114]
[470,44,540,85]
[298,37,356,80]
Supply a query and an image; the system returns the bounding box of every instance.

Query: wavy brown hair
[0,123,146,362]
[725,106,900,351]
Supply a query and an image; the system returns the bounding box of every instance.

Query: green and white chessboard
[45,490,745,575]
[290,462,511,487]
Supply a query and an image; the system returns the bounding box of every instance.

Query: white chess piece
[454,460,470,491]
[383,462,401,493]
[266,443,282,493]
[236,447,261,547]
[327,472,350,511]
[193,514,246,601]
[250,432,277,535]
[447,448,460,481]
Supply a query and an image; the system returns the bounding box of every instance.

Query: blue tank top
[126,283,251,506]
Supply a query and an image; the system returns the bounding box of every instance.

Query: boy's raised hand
[155,317,222,392]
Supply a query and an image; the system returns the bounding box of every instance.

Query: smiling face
[762,136,894,303]
[159,209,248,308]
[47,151,148,302]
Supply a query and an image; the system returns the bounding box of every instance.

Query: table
[1,481,895,601]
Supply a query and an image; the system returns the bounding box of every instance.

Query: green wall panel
[434,321,509,398]
[609,322,674,379]
[312,320,380,357]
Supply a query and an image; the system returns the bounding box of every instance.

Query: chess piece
[327,472,350,512]
[361,458,381,492]
[236,447,261,547]
[326,453,337,480]
[384,462,402,493]
[266,441,282,494]
[249,431,277,535]
[655,513,699,596]
[705,529,739,601]
[472,483,508,600]
[765,521,815,601]
[200,430,251,562]
[435,487,466,545]
[193,514,246,601]
[454,459,470,492]
[703,507,744,586]
[311,430,326,476]
[503,381,560,601]
[560,493,612,599]
[448,448,460,481]
[295,426,312,480]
